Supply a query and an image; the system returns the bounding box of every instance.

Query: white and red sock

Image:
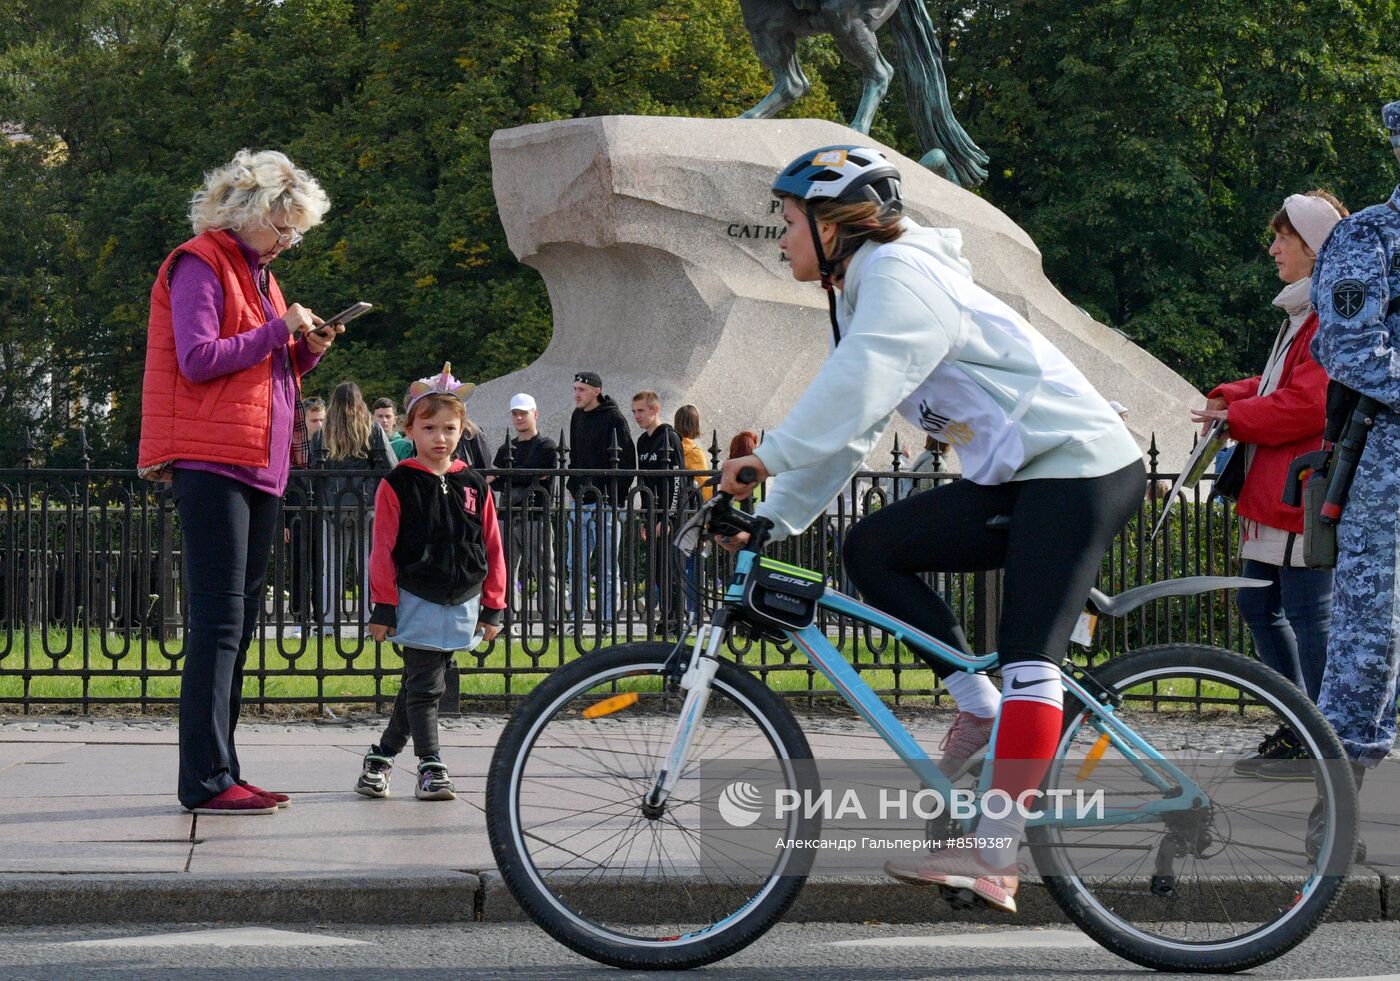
[975,661,1063,869]
[942,670,1001,719]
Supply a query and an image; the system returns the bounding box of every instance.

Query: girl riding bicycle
[719,145,1147,911]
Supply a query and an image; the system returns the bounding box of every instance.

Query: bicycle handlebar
[704,464,772,551]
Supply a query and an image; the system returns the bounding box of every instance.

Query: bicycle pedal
[940,886,978,911]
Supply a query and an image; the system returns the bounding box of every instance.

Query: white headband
[1282,194,1342,254]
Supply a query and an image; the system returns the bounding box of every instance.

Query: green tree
[945,0,1400,390]
[7,0,1400,468]
[0,139,74,462]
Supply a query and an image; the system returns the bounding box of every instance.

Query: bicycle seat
[1086,576,1269,618]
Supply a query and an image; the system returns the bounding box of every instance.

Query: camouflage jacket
[1311,185,1400,409]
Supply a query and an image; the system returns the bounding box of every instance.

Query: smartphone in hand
[314,301,372,337]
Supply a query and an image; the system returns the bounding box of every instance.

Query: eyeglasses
[269,223,304,248]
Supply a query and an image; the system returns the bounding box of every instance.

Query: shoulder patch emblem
[1332,279,1367,319]
[1389,251,1400,274]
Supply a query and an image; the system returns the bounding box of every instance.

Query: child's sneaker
[356,749,394,799]
[415,759,456,801]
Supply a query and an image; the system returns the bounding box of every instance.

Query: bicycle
[486,479,1360,972]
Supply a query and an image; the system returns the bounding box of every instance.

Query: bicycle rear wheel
[1029,644,1358,972]
[486,643,818,970]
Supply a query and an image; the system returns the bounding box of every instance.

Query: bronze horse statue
[737,0,988,188]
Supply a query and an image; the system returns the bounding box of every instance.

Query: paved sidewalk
[0,715,1395,926]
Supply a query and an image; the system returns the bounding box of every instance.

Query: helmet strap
[806,208,842,347]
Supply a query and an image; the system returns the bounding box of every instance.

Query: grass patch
[0,630,1258,715]
[0,628,949,705]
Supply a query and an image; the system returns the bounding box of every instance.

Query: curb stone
[0,874,480,926]
[0,871,1384,926]
[474,871,1387,926]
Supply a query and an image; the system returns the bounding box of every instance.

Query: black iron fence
[0,432,1248,711]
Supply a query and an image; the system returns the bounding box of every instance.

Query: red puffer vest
[138,230,297,477]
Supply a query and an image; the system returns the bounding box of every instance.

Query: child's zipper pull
[439,475,448,495]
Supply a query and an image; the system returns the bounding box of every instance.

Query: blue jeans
[567,502,622,622]
[1236,558,1333,703]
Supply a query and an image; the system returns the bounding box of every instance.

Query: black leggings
[842,460,1145,673]
[172,468,281,808]
[379,648,451,759]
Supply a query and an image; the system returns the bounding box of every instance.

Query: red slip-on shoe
[184,784,277,816]
[238,781,290,808]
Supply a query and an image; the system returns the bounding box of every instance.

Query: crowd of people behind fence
[279,368,941,642]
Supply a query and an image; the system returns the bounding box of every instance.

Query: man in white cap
[491,394,559,635]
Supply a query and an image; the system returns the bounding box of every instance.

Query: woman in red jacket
[1192,190,1346,774]
[139,150,336,815]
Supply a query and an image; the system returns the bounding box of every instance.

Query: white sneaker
[415,761,456,801]
[356,750,393,799]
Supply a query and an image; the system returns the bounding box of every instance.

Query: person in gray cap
[1298,100,1400,859]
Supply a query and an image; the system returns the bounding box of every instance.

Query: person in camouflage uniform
[1308,100,1400,769]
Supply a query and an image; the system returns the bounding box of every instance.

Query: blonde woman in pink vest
[138,150,337,815]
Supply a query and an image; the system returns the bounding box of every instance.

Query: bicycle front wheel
[485,642,818,970]
[1029,644,1359,972]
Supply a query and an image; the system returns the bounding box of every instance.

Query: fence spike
[708,429,722,469]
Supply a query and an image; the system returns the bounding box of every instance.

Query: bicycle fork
[642,622,727,819]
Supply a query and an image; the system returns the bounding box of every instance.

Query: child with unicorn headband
[388,362,492,468]
[355,364,506,801]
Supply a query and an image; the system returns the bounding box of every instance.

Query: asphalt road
[0,921,1396,980]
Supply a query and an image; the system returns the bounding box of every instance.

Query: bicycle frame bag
[741,558,824,633]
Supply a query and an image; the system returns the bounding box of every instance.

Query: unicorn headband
[405,362,476,416]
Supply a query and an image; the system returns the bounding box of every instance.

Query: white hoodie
[752,220,1142,540]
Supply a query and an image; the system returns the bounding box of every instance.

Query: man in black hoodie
[566,372,635,624]
[633,390,687,634]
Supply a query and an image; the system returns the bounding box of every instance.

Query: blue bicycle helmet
[772,146,903,345]
[772,146,903,213]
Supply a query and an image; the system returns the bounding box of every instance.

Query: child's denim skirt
[392,589,481,653]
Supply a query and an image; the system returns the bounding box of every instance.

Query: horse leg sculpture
[738,9,810,120]
[821,5,894,134]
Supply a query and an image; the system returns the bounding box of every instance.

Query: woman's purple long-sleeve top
[169,236,320,496]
